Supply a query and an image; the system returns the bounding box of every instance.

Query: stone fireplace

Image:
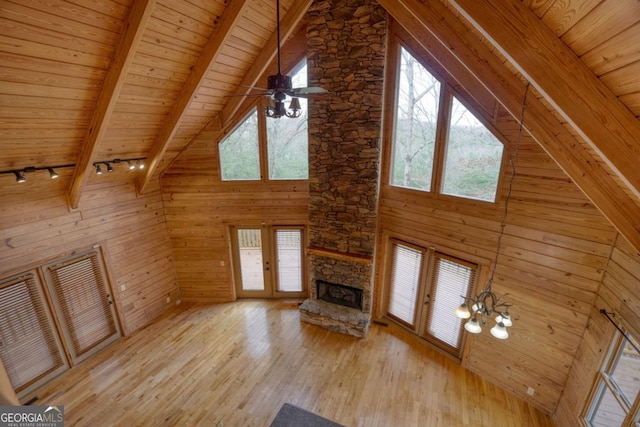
[299,0,386,338]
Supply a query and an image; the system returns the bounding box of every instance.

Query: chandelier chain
[486,82,531,292]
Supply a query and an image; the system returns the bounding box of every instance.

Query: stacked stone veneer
[300,0,386,338]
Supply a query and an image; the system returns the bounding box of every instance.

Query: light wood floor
[32,300,556,426]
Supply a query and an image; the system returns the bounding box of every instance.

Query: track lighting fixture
[0,164,74,183]
[92,158,146,176]
[47,167,59,179]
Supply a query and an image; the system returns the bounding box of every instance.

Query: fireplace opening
[317,280,363,310]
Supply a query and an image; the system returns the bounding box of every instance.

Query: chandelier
[265,90,302,119]
[454,83,531,340]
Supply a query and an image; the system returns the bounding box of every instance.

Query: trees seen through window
[218,61,309,182]
[391,46,504,203]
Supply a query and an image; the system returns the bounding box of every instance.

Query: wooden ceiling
[0,0,639,248]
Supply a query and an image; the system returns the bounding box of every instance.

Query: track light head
[96,164,103,175]
[137,160,145,170]
[47,167,59,179]
[106,162,113,173]
[14,171,26,183]
[127,161,135,170]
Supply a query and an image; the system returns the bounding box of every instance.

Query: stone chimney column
[301,0,387,337]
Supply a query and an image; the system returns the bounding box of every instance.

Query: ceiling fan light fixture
[286,97,302,118]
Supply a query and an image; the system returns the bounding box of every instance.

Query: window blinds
[45,251,118,363]
[0,273,66,392]
[427,254,476,349]
[387,243,423,328]
[275,229,303,292]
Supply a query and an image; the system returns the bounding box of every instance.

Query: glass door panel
[42,250,121,365]
[274,228,304,293]
[386,242,424,329]
[423,254,475,354]
[237,228,266,292]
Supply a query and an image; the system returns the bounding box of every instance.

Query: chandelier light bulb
[496,313,512,327]
[455,304,471,319]
[464,317,482,334]
[490,322,509,339]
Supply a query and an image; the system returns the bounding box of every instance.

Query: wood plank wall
[368,23,619,413]
[0,172,178,335]
[160,126,309,302]
[160,28,627,416]
[554,237,640,426]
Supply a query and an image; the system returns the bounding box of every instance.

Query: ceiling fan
[231,0,327,118]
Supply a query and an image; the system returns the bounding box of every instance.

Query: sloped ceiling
[0,0,639,250]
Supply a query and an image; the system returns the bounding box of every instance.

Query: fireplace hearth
[317,280,363,310]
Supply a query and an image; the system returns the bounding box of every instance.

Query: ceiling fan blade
[223,91,272,98]
[290,86,328,96]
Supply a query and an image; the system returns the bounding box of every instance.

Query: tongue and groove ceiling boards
[0,0,639,250]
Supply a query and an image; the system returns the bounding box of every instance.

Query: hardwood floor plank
[31,300,555,426]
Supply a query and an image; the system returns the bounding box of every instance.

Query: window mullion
[431,85,451,194]
[258,99,268,182]
[603,374,633,412]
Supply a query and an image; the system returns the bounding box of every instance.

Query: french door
[42,250,121,365]
[0,248,121,399]
[231,225,307,298]
[385,239,477,357]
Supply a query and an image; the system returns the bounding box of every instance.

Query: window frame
[583,326,640,426]
[383,34,508,205]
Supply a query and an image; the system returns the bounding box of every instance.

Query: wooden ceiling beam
[67,0,156,209]
[220,0,314,129]
[448,0,640,199]
[136,0,252,195]
[378,0,640,253]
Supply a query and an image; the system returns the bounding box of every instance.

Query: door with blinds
[232,225,307,298]
[0,272,69,398]
[385,239,477,358]
[42,250,121,365]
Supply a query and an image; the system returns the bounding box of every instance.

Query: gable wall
[161,127,309,302]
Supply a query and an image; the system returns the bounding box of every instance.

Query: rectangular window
[585,328,640,425]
